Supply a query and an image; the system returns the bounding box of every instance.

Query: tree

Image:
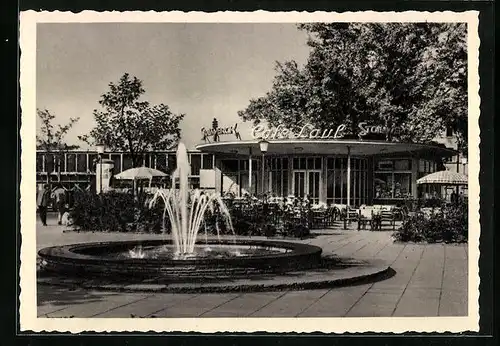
[79,73,185,167]
[36,109,80,183]
[238,23,468,154]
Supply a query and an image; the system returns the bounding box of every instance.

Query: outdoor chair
[378,209,397,231]
[325,206,339,227]
[357,207,374,230]
[311,209,328,229]
[343,207,360,230]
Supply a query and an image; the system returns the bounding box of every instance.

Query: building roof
[195,139,457,157]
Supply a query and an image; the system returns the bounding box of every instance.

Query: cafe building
[195,120,457,208]
[35,119,459,208]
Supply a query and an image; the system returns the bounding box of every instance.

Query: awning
[417,170,468,185]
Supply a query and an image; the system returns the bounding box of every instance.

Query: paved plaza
[36,214,468,318]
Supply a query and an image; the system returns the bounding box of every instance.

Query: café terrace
[195,121,456,209]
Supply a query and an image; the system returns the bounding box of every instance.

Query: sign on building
[201,118,241,143]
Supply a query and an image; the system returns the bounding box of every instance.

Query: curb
[37,266,393,293]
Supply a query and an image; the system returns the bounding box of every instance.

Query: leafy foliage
[79,73,185,167]
[70,191,164,233]
[69,190,312,238]
[393,199,468,243]
[36,109,80,181]
[37,109,80,151]
[238,23,467,154]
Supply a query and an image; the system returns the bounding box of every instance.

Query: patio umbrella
[114,166,168,194]
[417,170,468,201]
[114,166,168,180]
[416,170,468,185]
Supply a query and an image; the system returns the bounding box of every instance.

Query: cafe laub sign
[251,122,403,141]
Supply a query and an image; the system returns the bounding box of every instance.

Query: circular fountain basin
[38,239,323,279]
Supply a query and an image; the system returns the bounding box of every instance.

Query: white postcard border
[20,10,481,333]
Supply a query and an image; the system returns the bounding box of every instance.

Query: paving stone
[149,293,239,317]
[299,284,371,317]
[95,294,197,317]
[442,259,468,292]
[36,226,469,318]
[439,289,468,316]
[369,259,419,290]
[393,288,440,317]
[374,243,405,264]
[250,290,329,317]
[345,291,402,317]
[354,240,388,259]
[37,286,120,317]
[200,292,283,317]
[333,238,372,257]
[407,246,445,289]
[392,244,425,265]
[366,286,405,296]
[46,293,150,318]
[37,305,70,317]
[445,245,468,261]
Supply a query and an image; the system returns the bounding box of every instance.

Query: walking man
[52,183,67,225]
[37,184,51,226]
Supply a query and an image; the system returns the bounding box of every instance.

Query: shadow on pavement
[37,284,122,307]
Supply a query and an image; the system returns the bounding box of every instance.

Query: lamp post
[96,144,105,194]
[259,140,269,196]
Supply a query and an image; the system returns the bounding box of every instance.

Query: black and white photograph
[19,10,480,333]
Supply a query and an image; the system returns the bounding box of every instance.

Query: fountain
[38,143,323,280]
[142,143,235,258]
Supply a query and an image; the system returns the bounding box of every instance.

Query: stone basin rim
[37,239,323,267]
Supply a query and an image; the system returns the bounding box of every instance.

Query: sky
[36,23,311,150]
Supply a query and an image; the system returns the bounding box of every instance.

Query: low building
[36,120,466,207]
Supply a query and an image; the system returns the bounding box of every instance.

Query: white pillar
[347,146,351,208]
[248,147,253,195]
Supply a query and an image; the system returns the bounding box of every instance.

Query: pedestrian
[37,184,51,226]
[450,190,458,204]
[52,183,67,225]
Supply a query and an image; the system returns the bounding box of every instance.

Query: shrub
[393,199,468,243]
[70,190,164,233]
[70,190,312,238]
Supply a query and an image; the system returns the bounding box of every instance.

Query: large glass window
[66,153,76,172]
[123,154,133,171]
[45,154,54,173]
[111,154,122,173]
[221,159,238,172]
[76,154,88,172]
[326,157,368,206]
[58,154,65,173]
[417,159,437,178]
[36,153,44,172]
[190,154,202,176]
[374,158,413,199]
[167,154,177,173]
[394,173,412,198]
[202,154,214,169]
[374,172,394,199]
[269,157,288,197]
[154,154,166,173]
